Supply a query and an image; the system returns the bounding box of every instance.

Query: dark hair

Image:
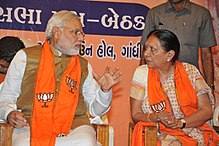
[147,29,180,62]
[0,36,25,63]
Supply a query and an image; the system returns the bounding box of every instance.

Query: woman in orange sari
[130,29,219,146]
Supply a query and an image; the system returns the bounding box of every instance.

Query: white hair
[45,10,79,39]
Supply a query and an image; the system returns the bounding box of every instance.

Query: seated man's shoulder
[22,45,42,54]
[23,45,42,50]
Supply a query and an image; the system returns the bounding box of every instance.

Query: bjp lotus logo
[151,100,166,113]
[37,93,54,108]
[66,76,77,94]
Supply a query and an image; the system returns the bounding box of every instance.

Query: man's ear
[52,27,61,39]
[167,50,175,62]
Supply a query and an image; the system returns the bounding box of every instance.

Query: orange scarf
[31,40,81,146]
[0,74,5,83]
[132,61,219,146]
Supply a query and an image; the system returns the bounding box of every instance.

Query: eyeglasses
[62,27,85,38]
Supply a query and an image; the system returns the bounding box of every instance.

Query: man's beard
[62,47,80,56]
[55,40,82,56]
[69,47,80,56]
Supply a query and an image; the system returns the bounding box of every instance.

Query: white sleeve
[130,65,148,100]
[0,50,26,121]
[82,63,112,117]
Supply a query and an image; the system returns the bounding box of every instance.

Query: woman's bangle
[147,113,151,122]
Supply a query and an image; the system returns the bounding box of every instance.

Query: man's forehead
[64,19,82,28]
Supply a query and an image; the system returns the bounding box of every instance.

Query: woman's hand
[157,111,181,129]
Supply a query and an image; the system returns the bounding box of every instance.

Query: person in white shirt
[0,10,122,146]
[0,36,25,85]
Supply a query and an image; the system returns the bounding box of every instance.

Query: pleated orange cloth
[31,40,81,146]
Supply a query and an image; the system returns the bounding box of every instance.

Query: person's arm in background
[199,9,216,91]
[0,50,28,128]
[201,47,215,91]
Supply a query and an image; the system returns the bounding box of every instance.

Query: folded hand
[7,110,29,128]
[157,111,180,129]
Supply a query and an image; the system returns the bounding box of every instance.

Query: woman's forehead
[146,36,160,45]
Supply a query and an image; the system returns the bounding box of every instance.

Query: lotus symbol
[37,93,54,108]
[151,100,166,113]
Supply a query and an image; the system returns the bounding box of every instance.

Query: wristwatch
[180,119,186,129]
